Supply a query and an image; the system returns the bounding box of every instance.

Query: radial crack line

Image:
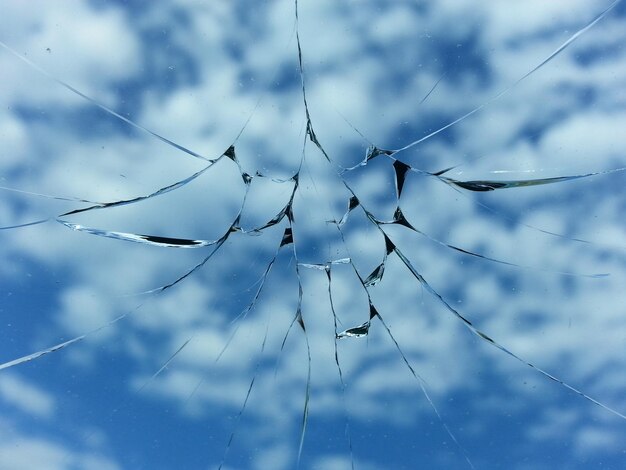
[296,307,312,470]
[389,238,626,421]
[136,337,194,394]
[418,72,447,106]
[58,335,194,467]
[424,164,623,248]
[341,178,626,421]
[215,225,293,363]
[137,233,230,295]
[377,206,608,278]
[388,0,624,157]
[287,213,311,469]
[265,211,311,467]
[0,215,230,370]
[61,157,221,218]
[218,324,270,470]
[0,185,102,204]
[58,148,257,246]
[0,218,52,230]
[0,40,211,162]
[58,220,224,248]
[0,306,142,371]
[437,167,626,192]
[330,233,474,468]
[385,151,625,197]
[135,175,254,295]
[242,174,299,233]
[293,0,332,164]
[375,310,475,470]
[348,156,618,269]
[1,155,221,231]
[325,266,355,470]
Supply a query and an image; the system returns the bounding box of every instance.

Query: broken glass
[1,1,625,469]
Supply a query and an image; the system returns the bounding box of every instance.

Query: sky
[1,1,626,469]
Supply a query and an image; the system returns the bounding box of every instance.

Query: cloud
[0,1,625,469]
[0,423,119,470]
[0,373,55,418]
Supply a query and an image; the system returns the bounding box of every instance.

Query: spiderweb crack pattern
[1,1,626,469]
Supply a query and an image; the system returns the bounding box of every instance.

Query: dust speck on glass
[1,1,625,469]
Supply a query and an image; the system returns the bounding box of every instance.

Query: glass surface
[1,1,625,469]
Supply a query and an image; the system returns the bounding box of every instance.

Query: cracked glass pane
[1,1,625,469]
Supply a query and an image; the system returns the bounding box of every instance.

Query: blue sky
[1,1,626,469]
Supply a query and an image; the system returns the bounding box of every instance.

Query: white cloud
[0,0,625,468]
[0,0,141,106]
[0,373,55,418]
[0,438,118,470]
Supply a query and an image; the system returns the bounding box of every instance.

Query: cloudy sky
[1,1,626,469]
